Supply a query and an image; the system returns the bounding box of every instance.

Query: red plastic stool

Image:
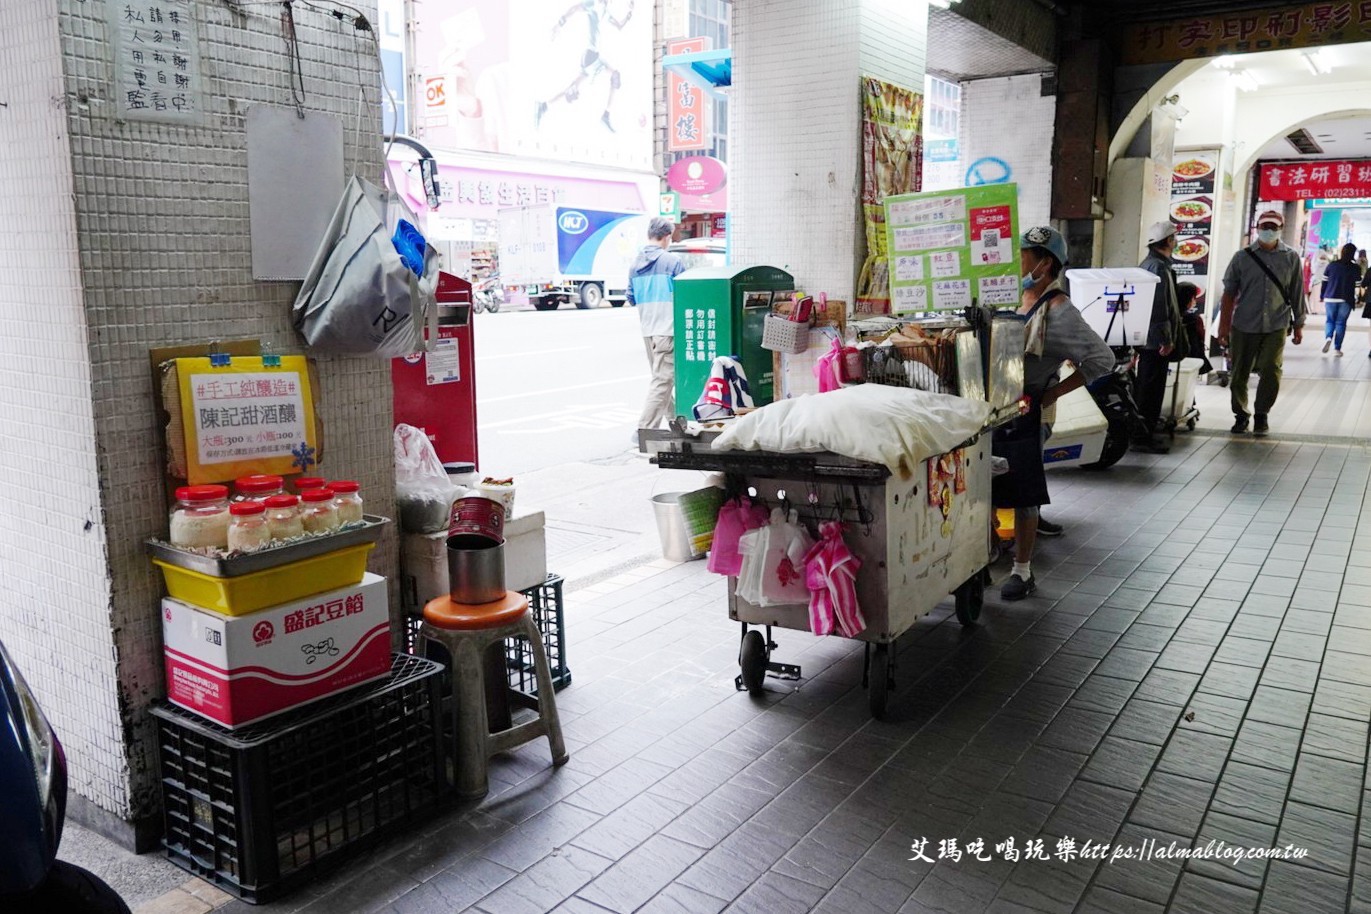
[422,591,569,798]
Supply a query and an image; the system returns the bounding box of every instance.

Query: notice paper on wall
[106,0,205,125]
[885,185,1020,313]
[425,338,461,385]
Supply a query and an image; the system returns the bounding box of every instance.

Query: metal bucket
[650,492,693,563]
[446,534,506,604]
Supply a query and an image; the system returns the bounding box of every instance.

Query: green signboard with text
[884,184,1020,313]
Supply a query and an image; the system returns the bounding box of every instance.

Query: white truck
[498,205,651,311]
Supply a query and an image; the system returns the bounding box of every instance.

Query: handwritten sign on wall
[106,1,204,125]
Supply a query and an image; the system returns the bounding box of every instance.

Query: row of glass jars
[168,476,365,551]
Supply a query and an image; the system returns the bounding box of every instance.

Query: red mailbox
[392,272,479,467]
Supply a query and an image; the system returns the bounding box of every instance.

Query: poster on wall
[1169,149,1221,307]
[857,77,924,315]
[412,1,652,171]
[884,185,1020,314]
[106,0,204,125]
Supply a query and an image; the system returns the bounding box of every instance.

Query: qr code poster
[885,185,1019,313]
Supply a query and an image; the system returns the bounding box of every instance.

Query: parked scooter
[0,640,130,914]
[1079,356,1147,470]
[473,274,503,314]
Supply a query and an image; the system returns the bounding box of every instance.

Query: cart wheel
[1186,417,1196,431]
[738,630,767,695]
[869,644,890,720]
[954,574,984,626]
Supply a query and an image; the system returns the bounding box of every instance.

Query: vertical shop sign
[885,185,1020,314]
[1169,149,1221,307]
[107,0,203,125]
[667,37,710,152]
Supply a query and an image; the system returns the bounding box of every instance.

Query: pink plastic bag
[707,497,769,576]
[814,337,845,393]
[803,521,866,637]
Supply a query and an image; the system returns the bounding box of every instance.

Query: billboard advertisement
[412,1,652,172]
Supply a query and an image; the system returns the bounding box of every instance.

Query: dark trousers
[1135,348,1169,433]
[1229,328,1286,419]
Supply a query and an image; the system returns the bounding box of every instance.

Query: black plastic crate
[405,573,571,698]
[150,653,447,904]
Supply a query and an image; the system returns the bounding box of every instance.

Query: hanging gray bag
[292,174,439,357]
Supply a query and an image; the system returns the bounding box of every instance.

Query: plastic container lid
[235,474,284,494]
[230,501,266,516]
[296,477,326,490]
[300,489,334,503]
[444,462,476,475]
[263,494,299,508]
[175,484,229,502]
[328,480,360,493]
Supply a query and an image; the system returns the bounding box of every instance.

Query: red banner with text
[1258,160,1371,200]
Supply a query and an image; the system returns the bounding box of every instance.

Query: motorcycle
[0,640,130,914]
[473,274,503,314]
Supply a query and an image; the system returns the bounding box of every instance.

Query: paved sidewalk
[110,433,1371,914]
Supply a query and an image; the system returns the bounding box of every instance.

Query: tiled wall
[732,0,927,302]
[0,0,125,813]
[960,73,1056,230]
[0,0,397,827]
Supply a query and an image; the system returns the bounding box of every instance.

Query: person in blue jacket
[627,217,685,440]
[1321,242,1360,357]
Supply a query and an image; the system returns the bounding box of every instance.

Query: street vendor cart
[650,314,1025,719]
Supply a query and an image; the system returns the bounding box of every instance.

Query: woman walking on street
[1321,242,1359,357]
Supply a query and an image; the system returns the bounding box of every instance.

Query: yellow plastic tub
[153,543,375,616]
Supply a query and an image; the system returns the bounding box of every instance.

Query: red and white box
[162,573,391,729]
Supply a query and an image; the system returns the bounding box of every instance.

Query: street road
[472,305,648,476]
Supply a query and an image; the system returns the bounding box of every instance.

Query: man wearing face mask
[1216,210,1306,436]
[993,226,1115,601]
[1134,222,1186,453]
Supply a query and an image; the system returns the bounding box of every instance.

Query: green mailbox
[673,264,794,415]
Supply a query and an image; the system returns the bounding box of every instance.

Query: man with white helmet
[1134,221,1186,453]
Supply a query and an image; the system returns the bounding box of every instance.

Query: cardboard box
[163,573,390,729]
[399,510,547,610]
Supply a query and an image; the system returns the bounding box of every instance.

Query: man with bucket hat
[1216,209,1306,437]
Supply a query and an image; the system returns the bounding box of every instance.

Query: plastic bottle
[264,494,304,541]
[169,485,230,549]
[227,501,271,552]
[327,480,364,524]
[299,489,340,534]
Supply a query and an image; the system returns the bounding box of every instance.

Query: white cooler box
[400,510,547,610]
[162,573,391,729]
[1043,381,1108,469]
[1066,268,1160,347]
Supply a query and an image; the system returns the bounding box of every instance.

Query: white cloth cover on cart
[711,384,991,480]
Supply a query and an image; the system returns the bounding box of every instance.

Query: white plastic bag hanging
[293,175,440,358]
[758,508,815,606]
[733,524,770,605]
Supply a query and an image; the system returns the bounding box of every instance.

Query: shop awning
[663,49,732,97]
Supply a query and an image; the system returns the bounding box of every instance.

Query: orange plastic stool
[422,592,569,798]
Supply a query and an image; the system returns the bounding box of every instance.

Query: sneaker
[1253,414,1269,437]
[1231,415,1249,434]
[1001,574,1036,601]
[534,101,548,127]
[1323,338,1333,353]
[601,111,615,133]
[1036,517,1064,537]
[1336,350,1345,357]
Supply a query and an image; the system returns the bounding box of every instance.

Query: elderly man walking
[627,217,685,442]
[1216,209,1306,437]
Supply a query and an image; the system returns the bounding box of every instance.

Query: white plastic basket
[761,314,810,354]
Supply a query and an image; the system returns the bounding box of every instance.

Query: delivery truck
[498,205,651,311]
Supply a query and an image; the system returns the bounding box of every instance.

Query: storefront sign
[1123,2,1371,64]
[390,160,647,223]
[1258,159,1371,200]
[1169,149,1221,305]
[659,191,680,219]
[667,156,727,196]
[178,356,318,484]
[107,0,204,125]
[667,37,710,151]
[885,185,1020,314]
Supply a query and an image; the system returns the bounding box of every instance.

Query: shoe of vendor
[1036,517,1064,537]
[1001,573,1036,601]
